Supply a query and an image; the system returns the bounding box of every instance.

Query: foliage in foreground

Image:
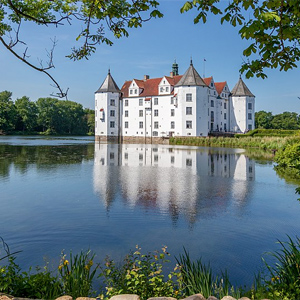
[99,246,183,300]
[2,238,300,300]
[176,248,241,299]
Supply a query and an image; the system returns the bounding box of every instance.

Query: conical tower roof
[175,60,207,87]
[231,76,254,97]
[95,70,120,93]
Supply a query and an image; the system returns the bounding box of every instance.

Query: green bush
[99,246,183,300]
[0,256,62,299]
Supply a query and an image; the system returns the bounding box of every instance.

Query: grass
[170,135,300,151]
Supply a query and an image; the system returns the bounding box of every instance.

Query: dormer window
[211,82,213,87]
[163,80,165,84]
[160,87,163,92]
[166,86,169,92]
[135,89,137,94]
[130,90,133,95]
[133,83,135,86]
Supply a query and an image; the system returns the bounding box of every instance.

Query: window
[171,156,175,164]
[125,99,128,106]
[186,93,192,102]
[171,121,175,129]
[248,102,252,110]
[139,121,143,129]
[130,90,133,95]
[166,86,169,92]
[210,100,214,107]
[210,82,214,87]
[110,99,115,106]
[125,110,128,117]
[186,159,192,166]
[171,109,175,116]
[186,107,192,115]
[153,131,158,136]
[160,87,163,92]
[224,102,227,109]
[139,99,143,106]
[139,110,143,117]
[210,111,214,122]
[154,98,158,105]
[125,121,128,128]
[154,109,158,117]
[110,121,115,128]
[154,155,158,162]
[139,154,143,161]
[124,153,128,160]
[154,121,159,129]
[135,89,137,94]
[248,124,252,130]
[224,113,227,120]
[110,152,114,160]
[186,121,192,129]
[171,97,174,105]
[248,113,252,120]
[110,110,115,117]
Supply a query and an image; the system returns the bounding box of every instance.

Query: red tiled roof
[121,75,183,98]
[215,81,227,95]
[203,77,213,86]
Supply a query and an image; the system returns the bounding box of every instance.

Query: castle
[95,60,255,142]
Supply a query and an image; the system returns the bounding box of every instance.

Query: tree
[0,0,163,97]
[36,97,59,133]
[181,0,300,79]
[0,91,17,133]
[270,112,299,130]
[255,111,273,129]
[84,108,95,134]
[15,96,38,132]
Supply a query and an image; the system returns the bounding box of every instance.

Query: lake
[0,136,300,288]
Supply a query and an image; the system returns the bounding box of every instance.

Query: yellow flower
[89,260,93,266]
[0,268,5,273]
[58,265,63,270]
[85,264,90,270]
[64,260,69,266]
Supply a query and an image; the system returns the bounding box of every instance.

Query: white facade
[95,63,255,141]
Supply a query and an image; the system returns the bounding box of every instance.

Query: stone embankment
[0,294,271,300]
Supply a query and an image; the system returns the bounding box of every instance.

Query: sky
[1,1,299,114]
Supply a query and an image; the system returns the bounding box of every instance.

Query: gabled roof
[203,77,213,86]
[175,61,207,87]
[215,82,227,95]
[121,75,182,98]
[231,77,255,97]
[95,70,120,93]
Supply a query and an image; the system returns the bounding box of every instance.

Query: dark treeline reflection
[0,144,94,178]
[94,143,256,225]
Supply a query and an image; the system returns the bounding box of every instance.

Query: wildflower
[85,264,90,270]
[89,259,93,266]
[58,265,63,270]
[64,259,69,266]
[0,268,5,273]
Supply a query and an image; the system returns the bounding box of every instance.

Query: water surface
[0,136,299,287]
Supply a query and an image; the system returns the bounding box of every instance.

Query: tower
[229,76,255,133]
[95,70,121,142]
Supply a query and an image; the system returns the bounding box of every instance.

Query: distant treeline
[0,91,95,135]
[255,111,300,130]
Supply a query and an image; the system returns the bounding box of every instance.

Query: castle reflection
[93,143,255,223]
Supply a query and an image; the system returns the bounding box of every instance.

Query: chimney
[144,75,149,81]
[170,71,174,78]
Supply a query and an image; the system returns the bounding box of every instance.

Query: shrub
[99,246,183,300]
[0,256,62,299]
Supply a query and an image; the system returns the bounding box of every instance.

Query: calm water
[0,136,300,287]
